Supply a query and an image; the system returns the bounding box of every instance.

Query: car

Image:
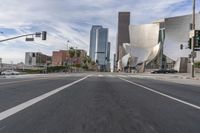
[151,69,166,74]
[151,69,178,74]
[167,69,178,73]
[1,70,20,75]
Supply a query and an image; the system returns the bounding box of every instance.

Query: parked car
[167,69,178,73]
[1,70,20,75]
[151,69,178,74]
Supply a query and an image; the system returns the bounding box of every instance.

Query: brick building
[52,50,69,66]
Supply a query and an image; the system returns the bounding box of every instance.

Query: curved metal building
[122,24,161,67]
[122,14,200,71]
[164,14,200,61]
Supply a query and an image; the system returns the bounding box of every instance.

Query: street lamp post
[191,0,196,77]
[67,40,70,50]
[75,47,77,73]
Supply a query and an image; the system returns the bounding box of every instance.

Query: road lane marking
[117,75,127,78]
[107,75,115,78]
[0,78,48,86]
[0,76,72,86]
[0,75,90,121]
[120,78,200,110]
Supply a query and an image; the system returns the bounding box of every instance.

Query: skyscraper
[116,12,130,64]
[106,42,111,72]
[95,28,108,66]
[89,25,110,71]
[89,25,103,61]
[106,42,111,62]
[113,54,117,72]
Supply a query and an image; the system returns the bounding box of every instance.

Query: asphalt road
[0,73,200,133]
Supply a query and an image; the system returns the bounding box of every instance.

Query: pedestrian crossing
[90,74,136,78]
[86,74,156,79]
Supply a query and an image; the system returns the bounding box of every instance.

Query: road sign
[189,30,195,38]
[26,37,34,41]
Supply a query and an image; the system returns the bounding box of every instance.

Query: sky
[0,0,199,64]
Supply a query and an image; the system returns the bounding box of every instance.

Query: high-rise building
[0,58,2,71]
[106,42,111,72]
[89,25,103,61]
[89,25,110,71]
[113,54,117,72]
[116,12,130,64]
[95,28,108,65]
[106,42,111,62]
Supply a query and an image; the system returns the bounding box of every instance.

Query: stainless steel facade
[164,14,200,61]
[122,24,160,67]
[123,14,200,72]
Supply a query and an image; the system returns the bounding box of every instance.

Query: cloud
[0,0,199,64]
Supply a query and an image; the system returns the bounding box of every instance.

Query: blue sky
[0,0,199,64]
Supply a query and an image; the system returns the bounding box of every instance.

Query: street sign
[26,37,34,41]
[194,48,200,51]
[189,30,195,38]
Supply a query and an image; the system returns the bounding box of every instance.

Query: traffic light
[180,44,183,50]
[188,38,192,49]
[195,30,200,47]
[35,32,41,37]
[42,31,47,40]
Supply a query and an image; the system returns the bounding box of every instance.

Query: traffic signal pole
[0,33,35,42]
[191,0,195,78]
[0,31,47,42]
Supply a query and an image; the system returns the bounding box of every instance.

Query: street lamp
[191,0,196,77]
[67,40,70,50]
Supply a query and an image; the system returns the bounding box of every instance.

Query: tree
[69,47,75,58]
[76,50,81,57]
[87,56,92,64]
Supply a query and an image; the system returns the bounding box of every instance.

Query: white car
[1,70,20,75]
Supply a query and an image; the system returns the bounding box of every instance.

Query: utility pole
[67,40,70,50]
[191,0,196,77]
[159,28,165,70]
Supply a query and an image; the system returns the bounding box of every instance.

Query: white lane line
[0,78,53,86]
[107,75,115,78]
[120,78,200,110]
[0,75,90,121]
[117,75,127,78]
[98,75,103,77]
[0,76,70,86]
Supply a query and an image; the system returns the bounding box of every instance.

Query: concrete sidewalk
[129,73,200,86]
